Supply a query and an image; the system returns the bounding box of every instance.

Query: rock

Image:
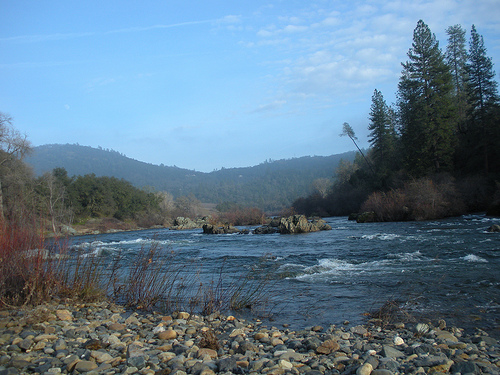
[351,325,369,336]
[382,345,405,358]
[202,223,241,234]
[487,224,500,232]
[158,329,177,340]
[158,351,176,362]
[8,358,31,369]
[74,360,98,372]
[124,315,140,325]
[450,360,480,374]
[34,334,58,343]
[311,218,332,231]
[271,337,284,346]
[55,309,73,321]
[357,362,373,375]
[414,354,449,367]
[60,225,77,235]
[171,217,199,230]
[254,215,331,234]
[198,348,218,359]
[252,225,278,234]
[83,339,104,350]
[278,215,319,234]
[254,332,269,341]
[53,338,67,351]
[393,336,404,346]
[91,350,113,363]
[278,359,293,369]
[176,311,190,320]
[18,338,33,351]
[238,340,258,353]
[304,336,322,351]
[127,355,146,369]
[316,339,340,354]
[217,356,237,372]
[356,212,377,223]
[108,323,126,331]
[436,331,458,343]
[229,328,245,337]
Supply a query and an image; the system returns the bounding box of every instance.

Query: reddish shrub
[360,176,466,222]
[217,207,266,226]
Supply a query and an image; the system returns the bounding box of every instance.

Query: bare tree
[0,112,32,221]
[340,122,375,174]
[311,178,332,198]
[156,191,175,216]
[39,172,73,235]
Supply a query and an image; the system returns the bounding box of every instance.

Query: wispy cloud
[251,99,287,113]
[0,31,96,44]
[0,18,221,44]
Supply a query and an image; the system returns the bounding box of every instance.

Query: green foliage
[69,174,160,220]
[33,169,162,226]
[462,25,500,175]
[368,89,399,183]
[446,24,469,133]
[398,20,456,176]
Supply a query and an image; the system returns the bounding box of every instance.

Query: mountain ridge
[25,143,356,211]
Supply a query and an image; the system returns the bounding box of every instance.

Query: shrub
[217,206,267,226]
[0,220,61,306]
[360,176,466,221]
[361,190,409,221]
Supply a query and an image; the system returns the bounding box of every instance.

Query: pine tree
[446,25,468,132]
[466,25,500,174]
[397,20,456,176]
[368,89,397,173]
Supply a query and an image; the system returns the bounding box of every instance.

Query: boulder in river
[486,224,500,232]
[253,215,331,234]
[171,217,202,230]
[202,223,241,234]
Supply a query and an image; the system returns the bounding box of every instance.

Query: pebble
[0,302,499,375]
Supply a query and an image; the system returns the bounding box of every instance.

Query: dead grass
[367,299,417,327]
[198,328,221,350]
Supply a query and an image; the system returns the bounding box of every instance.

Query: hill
[25,144,356,212]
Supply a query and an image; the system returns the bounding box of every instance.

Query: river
[67,214,499,336]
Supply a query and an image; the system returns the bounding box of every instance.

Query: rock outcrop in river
[253,215,332,234]
[202,224,243,235]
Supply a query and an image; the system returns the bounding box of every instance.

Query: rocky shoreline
[0,302,499,375]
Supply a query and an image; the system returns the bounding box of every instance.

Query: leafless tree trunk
[0,112,32,222]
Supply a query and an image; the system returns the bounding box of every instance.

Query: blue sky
[1,1,499,172]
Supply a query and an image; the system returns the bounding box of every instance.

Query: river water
[67,215,499,336]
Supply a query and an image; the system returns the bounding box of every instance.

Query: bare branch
[0,112,32,164]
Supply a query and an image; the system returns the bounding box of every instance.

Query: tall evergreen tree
[368,89,397,173]
[466,25,500,174]
[397,20,456,176]
[446,25,469,133]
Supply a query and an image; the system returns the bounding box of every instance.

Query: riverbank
[1,301,499,375]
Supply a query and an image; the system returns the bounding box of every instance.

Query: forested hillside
[26,144,355,212]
